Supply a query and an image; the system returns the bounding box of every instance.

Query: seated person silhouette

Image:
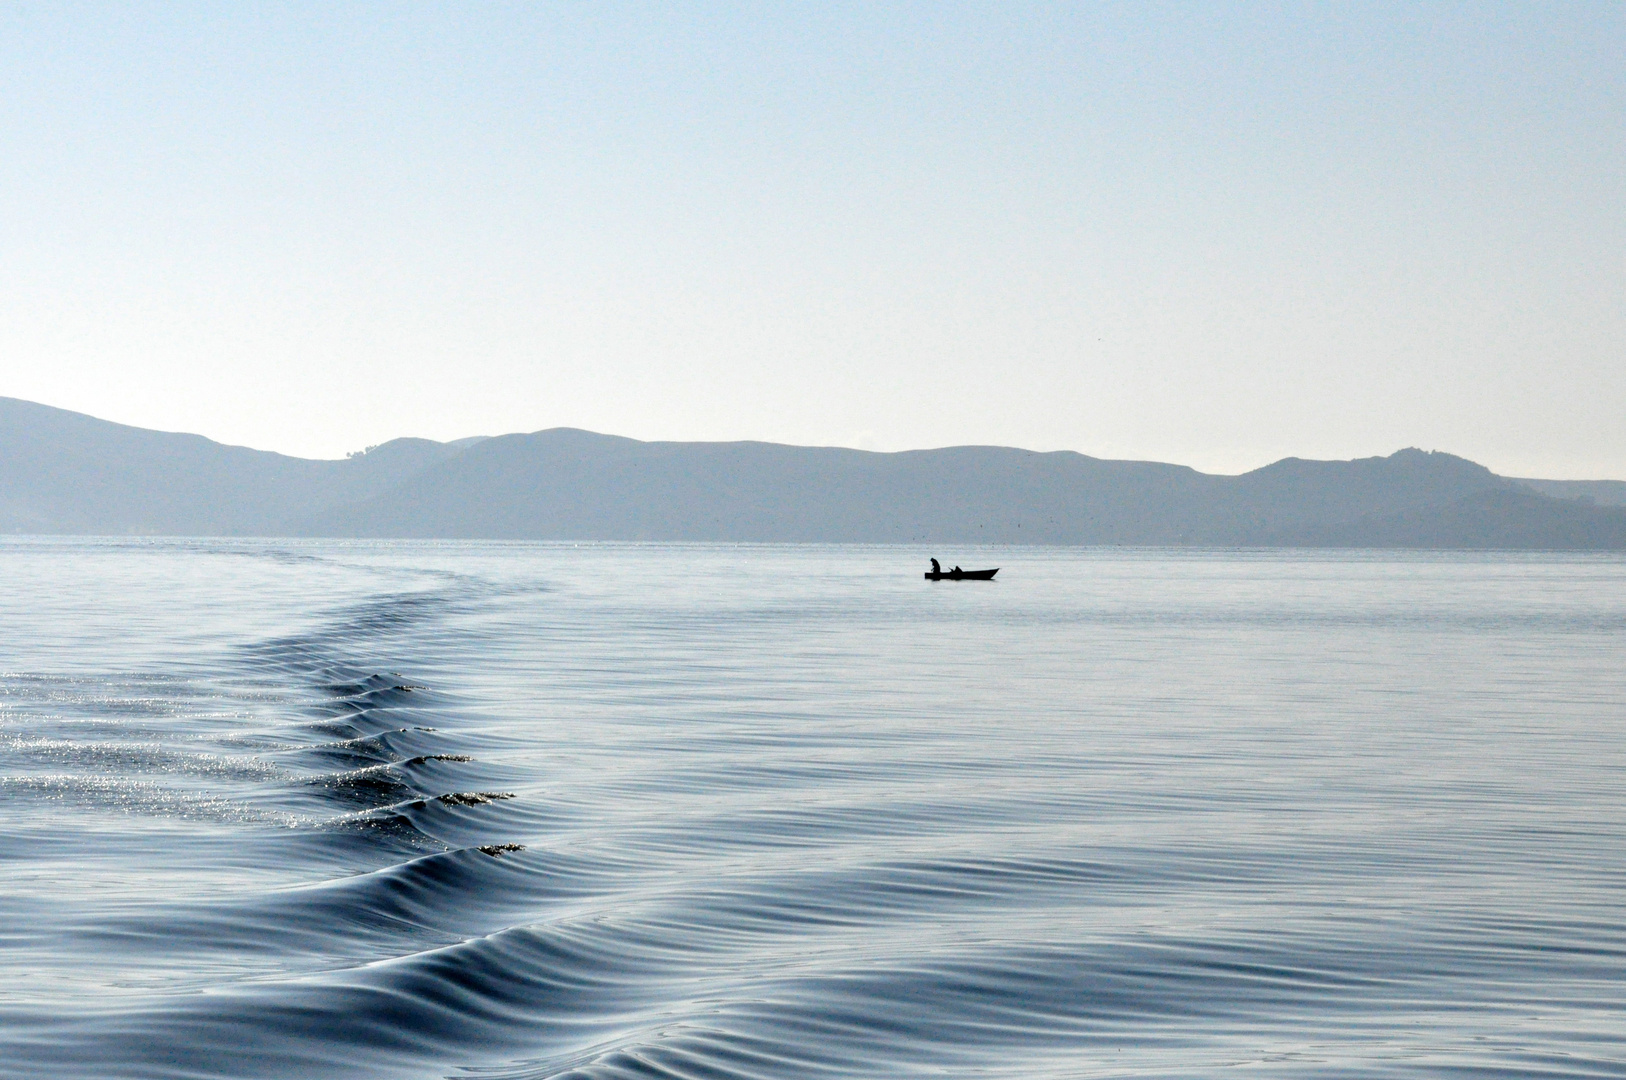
[930,558,942,574]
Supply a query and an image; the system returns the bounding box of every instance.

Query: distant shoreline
[5,397,1626,549]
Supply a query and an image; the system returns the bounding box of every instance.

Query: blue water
[2,538,1624,1079]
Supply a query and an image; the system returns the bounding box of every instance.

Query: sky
[1,2,1622,477]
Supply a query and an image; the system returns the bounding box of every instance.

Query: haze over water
[2,538,1624,1078]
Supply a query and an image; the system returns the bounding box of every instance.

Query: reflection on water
[2,538,1624,1078]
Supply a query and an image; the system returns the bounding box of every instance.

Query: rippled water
[2,538,1624,1079]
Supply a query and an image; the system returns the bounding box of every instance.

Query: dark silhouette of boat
[925,566,999,581]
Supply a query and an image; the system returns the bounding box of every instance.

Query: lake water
[2,538,1624,1079]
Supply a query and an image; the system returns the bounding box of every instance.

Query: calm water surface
[2,539,1624,1079]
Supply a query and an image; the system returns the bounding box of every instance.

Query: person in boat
[930,558,942,574]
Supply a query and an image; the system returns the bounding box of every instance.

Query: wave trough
[2,539,1624,1079]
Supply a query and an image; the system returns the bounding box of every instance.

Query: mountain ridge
[4,397,1624,548]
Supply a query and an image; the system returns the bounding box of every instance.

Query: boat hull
[925,568,998,581]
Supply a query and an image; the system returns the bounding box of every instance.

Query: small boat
[925,567,998,581]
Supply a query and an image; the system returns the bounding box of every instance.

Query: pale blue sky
[2,2,1622,476]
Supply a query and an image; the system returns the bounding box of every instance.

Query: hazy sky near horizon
[2,3,1622,477]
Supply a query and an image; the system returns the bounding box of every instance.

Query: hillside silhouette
[4,397,1623,548]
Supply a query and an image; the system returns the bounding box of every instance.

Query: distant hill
[1513,477,1626,507]
[1280,488,1626,549]
[294,432,1534,546]
[0,397,466,535]
[4,397,1625,548]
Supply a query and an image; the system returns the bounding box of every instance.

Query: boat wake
[3,541,1624,1078]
